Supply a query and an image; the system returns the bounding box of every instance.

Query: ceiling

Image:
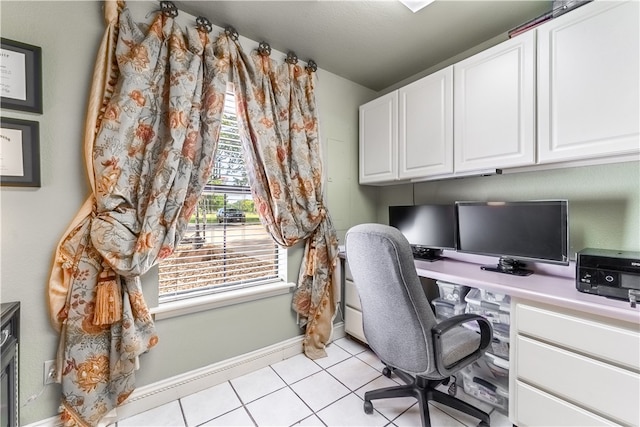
[173,0,552,92]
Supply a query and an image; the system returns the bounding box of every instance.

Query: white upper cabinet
[398,66,454,179]
[359,1,638,185]
[359,91,398,184]
[537,0,640,164]
[454,31,536,173]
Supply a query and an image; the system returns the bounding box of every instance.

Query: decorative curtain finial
[160,1,178,18]
[286,51,298,65]
[196,16,213,33]
[258,42,271,57]
[305,60,318,73]
[225,26,239,41]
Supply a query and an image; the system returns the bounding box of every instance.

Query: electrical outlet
[43,360,56,385]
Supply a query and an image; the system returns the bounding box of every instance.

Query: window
[158,89,285,304]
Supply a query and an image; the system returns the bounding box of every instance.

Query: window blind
[158,90,282,302]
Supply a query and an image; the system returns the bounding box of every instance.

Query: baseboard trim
[22,415,61,427]
[113,334,306,421]
[25,322,346,427]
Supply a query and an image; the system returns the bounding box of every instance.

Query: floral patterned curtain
[217,34,340,359]
[47,2,229,425]
[48,2,337,425]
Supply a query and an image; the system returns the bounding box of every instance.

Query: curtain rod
[152,0,317,71]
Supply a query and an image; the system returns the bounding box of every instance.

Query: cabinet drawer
[345,306,367,344]
[517,336,639,425]
[515,381,619,426]
[344,261,353,281]
[515,303,640,370]
[344,279,361,310]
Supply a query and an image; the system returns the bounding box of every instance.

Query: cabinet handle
[0,329,9,347]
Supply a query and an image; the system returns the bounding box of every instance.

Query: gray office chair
[345,223,493,427]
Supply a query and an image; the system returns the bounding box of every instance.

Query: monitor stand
[412,246,442,262]
[481,257,533,276]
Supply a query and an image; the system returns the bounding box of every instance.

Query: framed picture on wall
[0,117,40,187]
[0,38,43,114]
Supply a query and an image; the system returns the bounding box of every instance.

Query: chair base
[364,369,490,427]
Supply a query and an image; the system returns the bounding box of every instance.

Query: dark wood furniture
[1,302,20,427]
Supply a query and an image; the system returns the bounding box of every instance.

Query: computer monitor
[388,204,456,261]
[455,200,569,276]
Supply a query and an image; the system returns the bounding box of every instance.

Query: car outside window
[217,208,246,223]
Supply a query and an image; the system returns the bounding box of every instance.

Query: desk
[340,252,640,426]
[412,252,639,325]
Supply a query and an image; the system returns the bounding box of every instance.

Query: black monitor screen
[455,200,569,265]
[388,204,456,250]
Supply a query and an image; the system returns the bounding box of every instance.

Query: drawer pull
[0,329,9,347]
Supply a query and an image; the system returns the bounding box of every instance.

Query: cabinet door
[454,31,535,172]
[537,1,640,163]
[399,66,454,179]
[359,91,398,184]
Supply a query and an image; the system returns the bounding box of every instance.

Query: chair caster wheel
[382,367,392,378]
[364,400,374,414]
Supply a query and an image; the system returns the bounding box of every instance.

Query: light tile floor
[116,337,512,427]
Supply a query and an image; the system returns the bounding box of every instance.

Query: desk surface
[412,253,640,325]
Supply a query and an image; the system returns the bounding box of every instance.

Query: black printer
[576,248,640,307]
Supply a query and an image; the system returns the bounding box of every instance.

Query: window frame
[152,253,292,320]
[155,87,291,317]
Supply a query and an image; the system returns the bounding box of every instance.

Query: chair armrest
[433,314,493,350]
[431,314,493,377]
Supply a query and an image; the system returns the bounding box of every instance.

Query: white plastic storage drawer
[515,381,619,426]
[516,336,639,426]
[484,352,509,377]
[515,303,640,370]
[432,298,466,321]
[345,306,367,344]
[488,323,510,360]
[464,321,510,360]
[461,365,509,412]
[436,281,470,303]
[479,289,509,304]
[465,288,510,325]
[344,279,362,311]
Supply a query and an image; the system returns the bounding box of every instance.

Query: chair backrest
[345,223,438,376]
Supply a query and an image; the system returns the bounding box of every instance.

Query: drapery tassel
[94,265,122,325]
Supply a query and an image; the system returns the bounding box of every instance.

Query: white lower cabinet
[343,260,367,344]
[511,300,640,426]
